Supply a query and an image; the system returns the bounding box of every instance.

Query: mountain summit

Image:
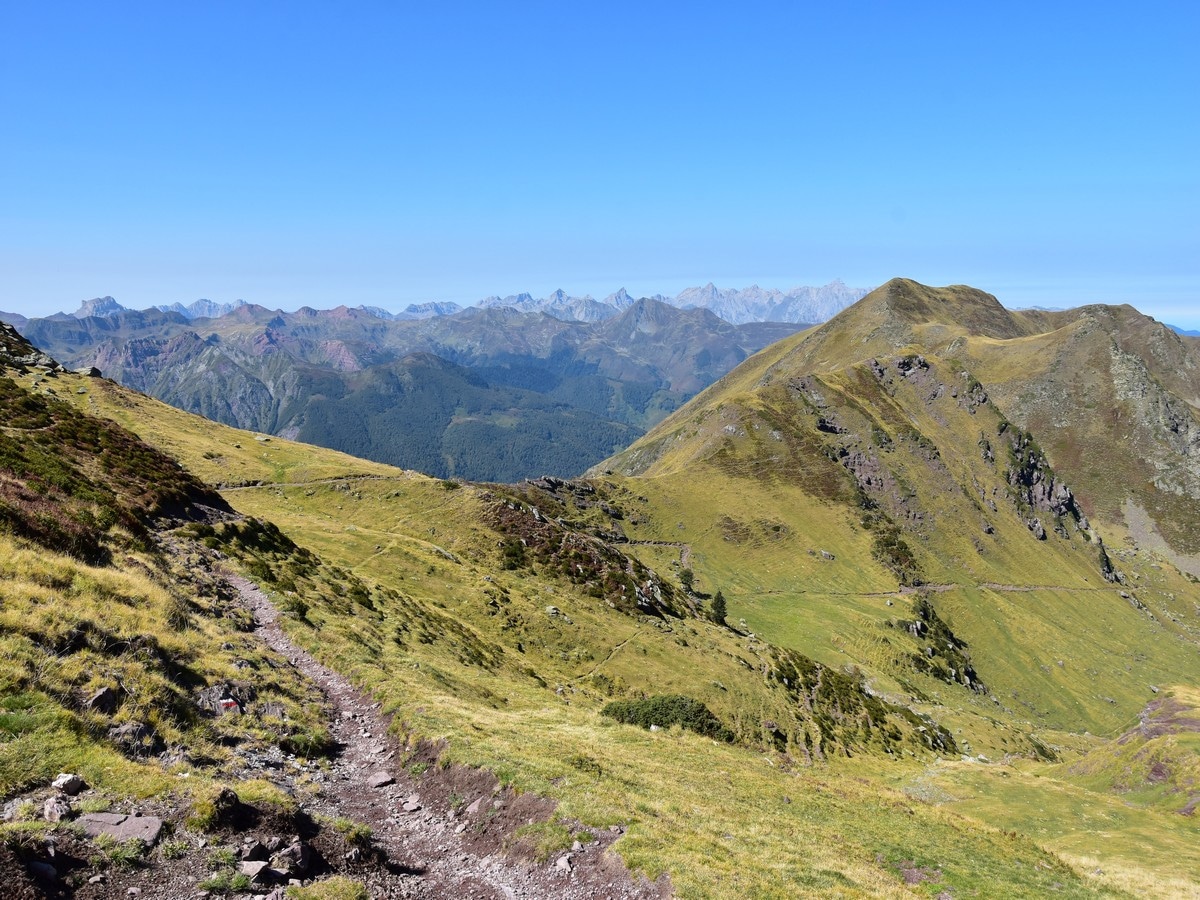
[72,296,128,319]
[601,278,1200,572]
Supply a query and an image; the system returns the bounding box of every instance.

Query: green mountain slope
[0,329,333,804]
[5,308,1200,895]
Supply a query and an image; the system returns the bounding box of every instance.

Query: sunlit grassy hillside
[19,347,1192,894]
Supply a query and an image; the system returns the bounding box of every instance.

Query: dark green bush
[601,695,732,741]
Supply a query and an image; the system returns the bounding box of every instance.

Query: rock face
[0,322,61,370]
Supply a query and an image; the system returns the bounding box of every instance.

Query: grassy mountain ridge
[4,309,1200,894]
[595,282,1200,735]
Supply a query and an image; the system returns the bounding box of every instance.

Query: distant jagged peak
[676,282,727,305]
[674,280,868,324]
[478,292,535,310]
[73,296,128,319]
[603,287,637,309]
[155,298,249,320]
[466,281,866,325]
[402,301,462,319]
[356,304,398,319]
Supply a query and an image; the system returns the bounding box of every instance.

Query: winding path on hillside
[755,582,1131,598]
[227,572,668,900]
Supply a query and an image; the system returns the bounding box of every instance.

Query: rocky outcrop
[0,322,62,370]
[1002,422,1085,538]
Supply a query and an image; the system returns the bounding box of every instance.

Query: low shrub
[601,695,733,741]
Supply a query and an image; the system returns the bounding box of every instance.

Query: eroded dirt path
[228,573,668,900]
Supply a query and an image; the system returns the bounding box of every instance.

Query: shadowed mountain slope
[8,300,803,481]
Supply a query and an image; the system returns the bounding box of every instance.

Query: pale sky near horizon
[2,3,1197,326]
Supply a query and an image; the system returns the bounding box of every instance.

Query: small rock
[2,799,25,821]
[52,773,86,795]
[367,772,395,788]
[241,840,270,861]
[571,840,583,851]
[89,874,105,884]
[270,840,312,876]
[127,889,141,897]
[86,686,122,714]
[107,721,154,753]
[43,796,73,823]
[402,801,421,813]
[555,854,573,872]
[455,822,467,834]
[609,825,623,834]
[239,860,272,884]
[345,847,361,862]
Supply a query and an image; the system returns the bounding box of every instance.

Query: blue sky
[2,2,1197,325]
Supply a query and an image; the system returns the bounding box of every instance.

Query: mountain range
[4,280,867,328]
[3,297,807,482]
[2,280,1200,895]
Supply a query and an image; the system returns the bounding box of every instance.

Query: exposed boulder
[197,681,258,715]
[107,721,159,755]
[85,685,123,715]
[367,771,394,788]
[52,772,86,795]
[269,839,312,876]
[77,812,164,845]
[43,796,73,823]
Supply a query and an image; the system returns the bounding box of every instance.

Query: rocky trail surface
[222,574,670,899]
[1,571,669,899]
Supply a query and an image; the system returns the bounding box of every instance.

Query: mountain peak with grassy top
[4,309,1200,895]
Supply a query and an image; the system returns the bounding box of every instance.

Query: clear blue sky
[2,2,1197,325]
